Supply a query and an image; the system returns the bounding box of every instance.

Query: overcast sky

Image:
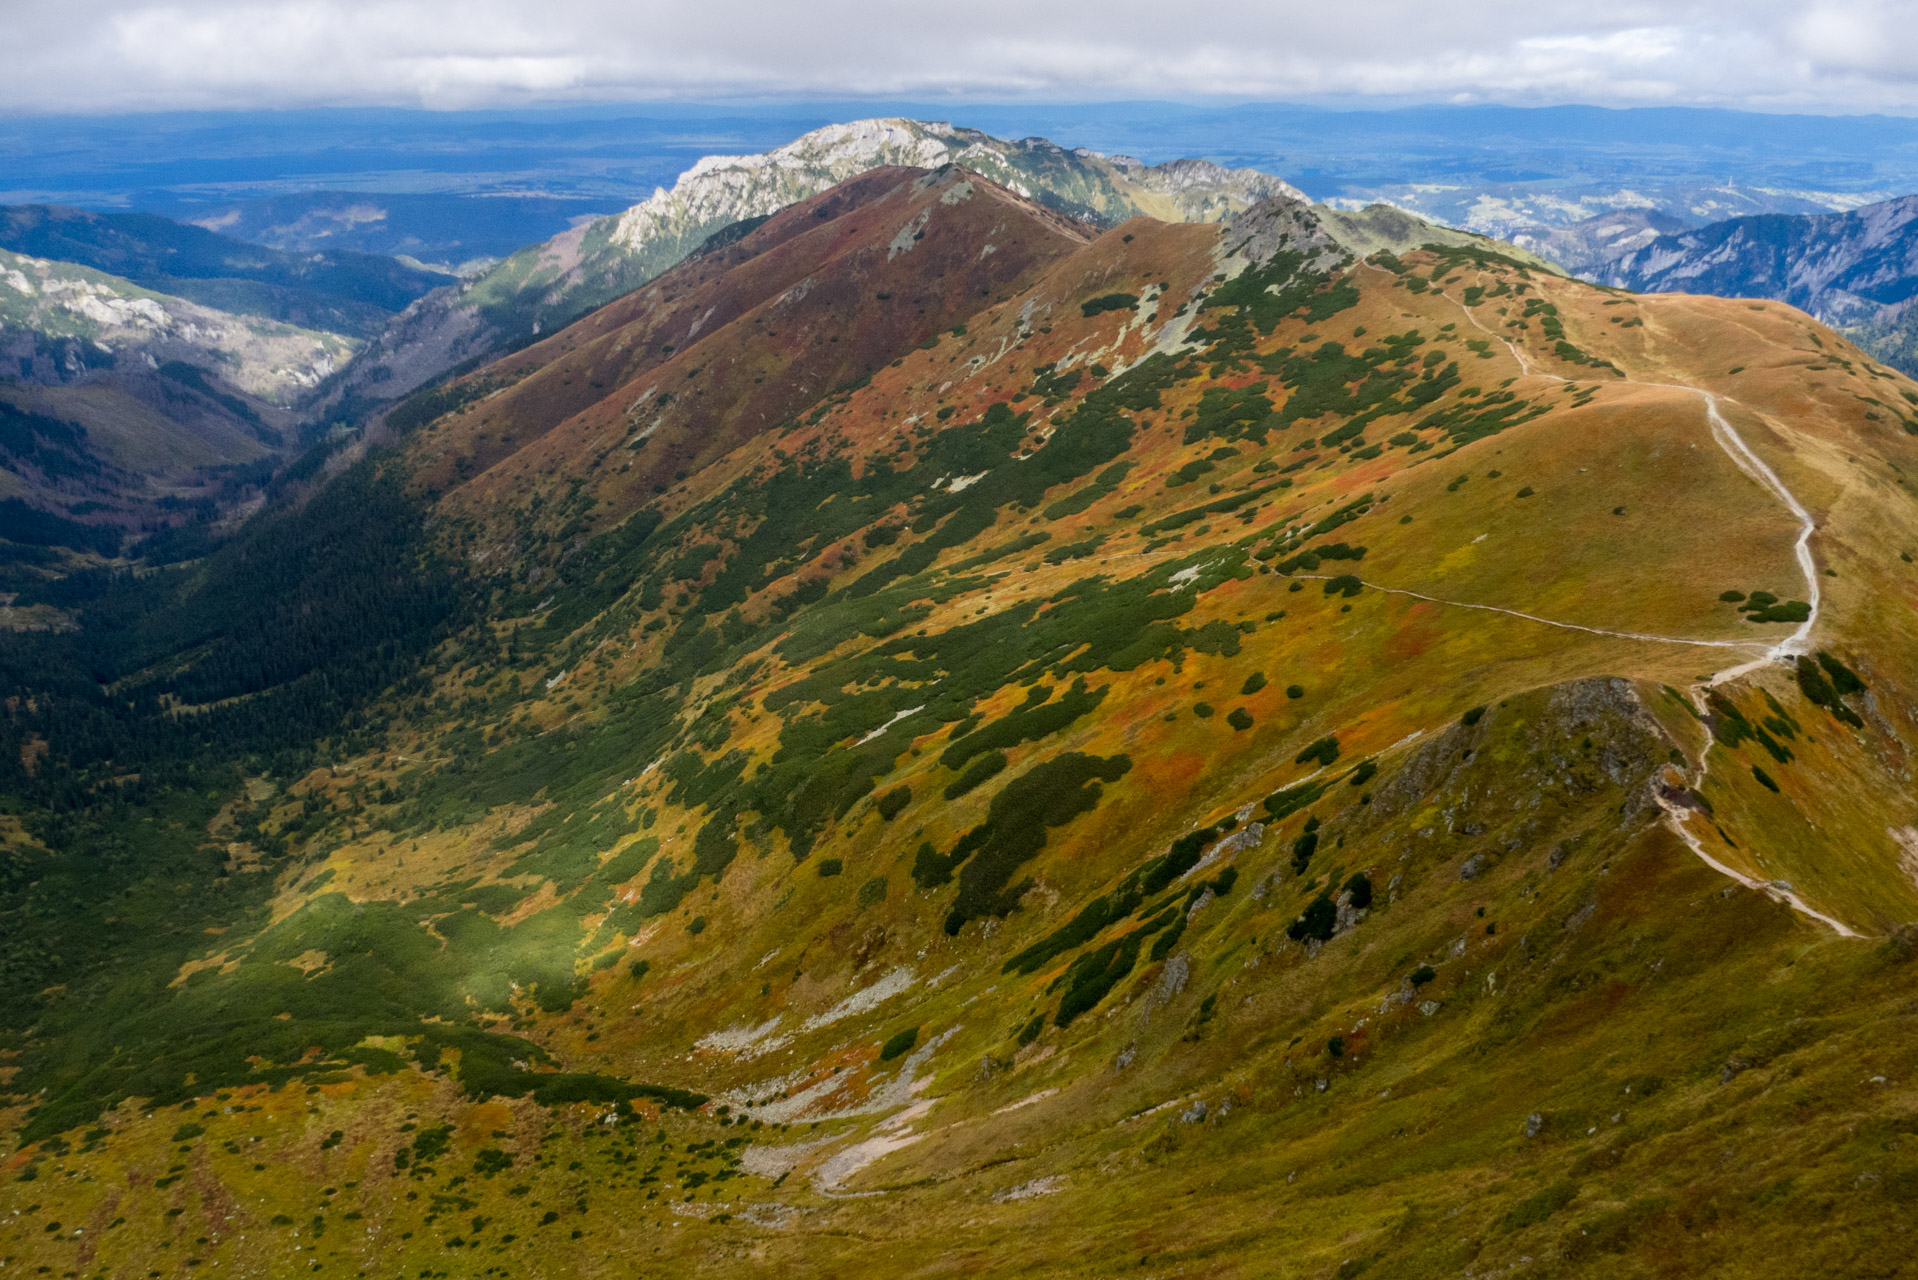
[4,0,1915,115]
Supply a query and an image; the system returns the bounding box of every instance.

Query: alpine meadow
[4,31,1918,1279]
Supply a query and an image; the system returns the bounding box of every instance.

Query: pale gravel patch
[994,1175,1063,1202]
[1892,827,1918,891]
[801,966,917,1033]
[857,706,924,745]
[811,1098,936,1194]
[696,1015,787,1056]
[990,1088,1057,1116]
[740,1027,961,1191]
[737,1133,837,1180]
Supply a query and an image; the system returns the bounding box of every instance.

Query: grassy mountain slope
[410,167,1093,545]
[4,169,1918,1278]
[322,118,1306,413]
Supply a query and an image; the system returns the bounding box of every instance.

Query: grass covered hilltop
[3,164,1918,1278]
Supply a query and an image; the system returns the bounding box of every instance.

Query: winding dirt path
[1433,274,1823,670]
[1422,268,1852,933]
[1290,572,1769,652]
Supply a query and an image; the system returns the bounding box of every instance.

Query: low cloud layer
[8,0,1917,114]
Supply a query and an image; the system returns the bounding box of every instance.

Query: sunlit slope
[5,178,1918,1279]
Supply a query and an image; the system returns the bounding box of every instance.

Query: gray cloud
[4,0,1916,113]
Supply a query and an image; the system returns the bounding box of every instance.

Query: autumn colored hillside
[5,164,1918,1280]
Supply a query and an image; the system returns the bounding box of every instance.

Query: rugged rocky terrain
[0,203,455,566]
[1518,195,1918,378]
[3,161,1917,1279]
[0,248,352,566]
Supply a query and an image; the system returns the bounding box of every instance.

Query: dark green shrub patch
[1288,894,1338,942]
[912,841,957,890]
[1139,481,1289,538]
[943,681,1108,770]
[1183,383,1277,445]
[1795,652,1866,728]
[1081,293,1141,318]
[1148,909,1187,961]
[944,750,1009,800]
[1142,824,1225,895]
[1044,537,1107,564]
[1053,917,1165,1027]
[1044,461,1133,520]
[1166,457,1218,488]
[941,753,1133,934]
[1706,692,1793,761]
[1296,736,1341,768]
[1003,874,1147,976]
[1263,779,1326,821]
[1291,818,1321,874]
[1275,541,1367,574]
[879,1027,919,1061]
[1030,363,1084,404]
[1745,599,1811,624]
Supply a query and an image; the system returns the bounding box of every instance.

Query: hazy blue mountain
[1590,195,1918,375]
[150,191,614,273]
[0,204,448,337]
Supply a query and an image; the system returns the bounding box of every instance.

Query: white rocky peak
[605,117,1301,260]
[608,119,965,255]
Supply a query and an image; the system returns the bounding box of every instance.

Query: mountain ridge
[318,118,1314,415]
[2,162,1916,1279]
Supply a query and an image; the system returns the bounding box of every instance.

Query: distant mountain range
[1591,196,1918,375]
[0,246,358,567]
[0,204,448,338]
[155,191,613,274]
[1487,194,1918,376]
[320,118,1312,415]
[8,112,1918,575]
[1342,180,1890,248]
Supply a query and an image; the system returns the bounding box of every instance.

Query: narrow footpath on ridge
[1380,263,1851,935]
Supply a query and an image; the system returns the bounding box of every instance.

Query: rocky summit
[3,160,1917,1280]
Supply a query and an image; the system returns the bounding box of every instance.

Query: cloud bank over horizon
[6,0,1917,116]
